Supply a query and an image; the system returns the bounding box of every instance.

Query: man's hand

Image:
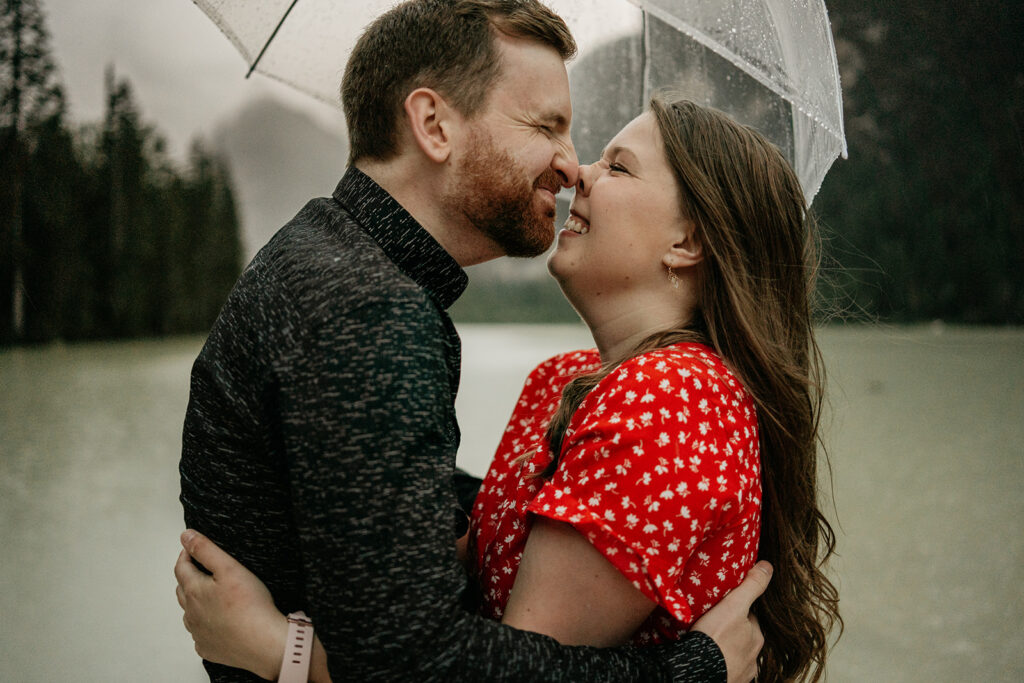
[691,561,772,683]
[174,530,288,680]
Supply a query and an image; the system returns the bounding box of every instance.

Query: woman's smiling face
[547,112,691,305]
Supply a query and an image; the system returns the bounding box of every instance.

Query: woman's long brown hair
[542,98,841,681]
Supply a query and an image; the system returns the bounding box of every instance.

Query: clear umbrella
[192,0,846,203]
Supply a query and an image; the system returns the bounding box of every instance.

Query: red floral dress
[469,342,761,644]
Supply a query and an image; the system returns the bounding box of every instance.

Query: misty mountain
[212,98,349,260]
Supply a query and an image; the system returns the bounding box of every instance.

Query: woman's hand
[174,530,288,680]
[455,531,470,567]
[691,561,772,683]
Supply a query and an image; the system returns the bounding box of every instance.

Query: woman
[176,97,840,681]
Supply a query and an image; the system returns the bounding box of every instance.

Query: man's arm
[176,530,769,682]
[276,297,731,681]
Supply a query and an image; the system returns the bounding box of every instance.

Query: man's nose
[552,140,579,188]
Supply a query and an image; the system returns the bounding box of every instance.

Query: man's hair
[341,0,576,163]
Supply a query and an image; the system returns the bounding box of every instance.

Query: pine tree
[0,0,66,343]
[198,150,242,328]
[179,140,243,332]
[94,67,165,338]
[21,110,88,341]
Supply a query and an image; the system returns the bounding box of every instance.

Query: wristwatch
[278,611,314,683]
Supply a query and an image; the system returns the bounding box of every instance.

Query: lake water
[1,324,1022,681]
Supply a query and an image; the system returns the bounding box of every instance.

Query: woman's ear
[663,218,703,270]
[403,88,454,164]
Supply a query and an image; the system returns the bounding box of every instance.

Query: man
[179,1,766,680]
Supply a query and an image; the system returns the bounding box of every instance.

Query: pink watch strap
[279,611,314,683]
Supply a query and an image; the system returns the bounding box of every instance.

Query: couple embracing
[175,1,839,681]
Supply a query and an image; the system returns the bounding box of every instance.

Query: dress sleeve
[473,350,599,529]
[528,351,759,625]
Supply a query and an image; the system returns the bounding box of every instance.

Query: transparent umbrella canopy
[193,0,846,203]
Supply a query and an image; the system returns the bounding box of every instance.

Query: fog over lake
[1,324,1021,681]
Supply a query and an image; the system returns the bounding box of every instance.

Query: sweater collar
[333,166,468,310]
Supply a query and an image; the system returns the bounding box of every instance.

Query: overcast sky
[42,0,348,159]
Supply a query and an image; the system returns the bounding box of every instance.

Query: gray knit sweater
[179,167,726,682]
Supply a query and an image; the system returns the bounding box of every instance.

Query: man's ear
[403,88,455,164]
[663,218,704,270]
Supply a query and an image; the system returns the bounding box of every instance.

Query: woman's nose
[576,163,596,196]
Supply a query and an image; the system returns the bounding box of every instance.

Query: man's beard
[447,128,560,258]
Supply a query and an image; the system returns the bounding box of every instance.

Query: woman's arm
[501,517,656,646]
[502,518,771,683]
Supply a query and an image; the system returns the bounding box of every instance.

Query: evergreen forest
[1,0,243,345]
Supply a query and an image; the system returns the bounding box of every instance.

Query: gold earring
[667,266,680,289]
